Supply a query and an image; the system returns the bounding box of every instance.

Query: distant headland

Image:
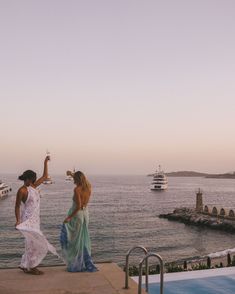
[148,171,235,179]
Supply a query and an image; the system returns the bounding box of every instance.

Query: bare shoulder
[74,186,82,193]
[17,186,28,195]
[16,186,28,204]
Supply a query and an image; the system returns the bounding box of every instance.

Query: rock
[159,208,235,233]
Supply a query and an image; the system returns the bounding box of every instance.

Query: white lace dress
[16,186,58,269]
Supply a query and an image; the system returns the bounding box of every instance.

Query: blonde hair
[73,171,91,191]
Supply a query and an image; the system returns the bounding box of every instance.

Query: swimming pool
[133,267,235,294]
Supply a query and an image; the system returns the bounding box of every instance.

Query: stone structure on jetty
[159,189,235,232]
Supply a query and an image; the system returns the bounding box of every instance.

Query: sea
[1,174,235,268]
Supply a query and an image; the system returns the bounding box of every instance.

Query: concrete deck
[0,263,145,294]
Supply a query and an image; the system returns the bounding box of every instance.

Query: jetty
[159,189,235,233]
[0,263,144,294]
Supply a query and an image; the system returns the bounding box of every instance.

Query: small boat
[0,180,12,198]
[65,175,73,181]
[43,175,53,185]
[151,165,168,191]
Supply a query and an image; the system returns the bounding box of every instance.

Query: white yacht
[151,166,168,191]
[43,175,53,185]
[0,181,12,198]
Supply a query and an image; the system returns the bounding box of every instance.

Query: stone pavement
[0,263,145,294]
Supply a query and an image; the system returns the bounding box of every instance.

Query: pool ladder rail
[124,246,164,294]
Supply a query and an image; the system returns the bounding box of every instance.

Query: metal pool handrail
[124,246,149,291]
[138,253,164,294]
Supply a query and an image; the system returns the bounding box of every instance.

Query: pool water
[133,267,235,294]
[150,275,235,294]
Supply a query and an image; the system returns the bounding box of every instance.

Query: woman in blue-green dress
[60,171,97,272]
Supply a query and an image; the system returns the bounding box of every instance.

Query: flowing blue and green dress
[60,202,97,272]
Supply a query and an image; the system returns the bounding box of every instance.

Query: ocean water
[0,174,235,268]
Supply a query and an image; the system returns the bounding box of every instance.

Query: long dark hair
[18,170,37,183]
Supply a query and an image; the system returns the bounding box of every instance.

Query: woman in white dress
[15,156,58,275]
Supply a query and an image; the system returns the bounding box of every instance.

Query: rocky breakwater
[159,207,235,233]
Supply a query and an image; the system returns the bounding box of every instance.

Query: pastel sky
[1,0,235,175]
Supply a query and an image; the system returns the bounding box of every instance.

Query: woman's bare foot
[24,267,44,275]
[19,266,25,271]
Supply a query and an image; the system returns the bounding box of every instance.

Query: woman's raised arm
[34,156,50,187]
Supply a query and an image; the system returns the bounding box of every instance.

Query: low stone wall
[202,205,235,220]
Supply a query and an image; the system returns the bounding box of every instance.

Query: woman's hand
[66,170,73,177]
[45,155,50,162]
[63,216,72,223]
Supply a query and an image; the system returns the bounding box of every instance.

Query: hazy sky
[1,0,235,175]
